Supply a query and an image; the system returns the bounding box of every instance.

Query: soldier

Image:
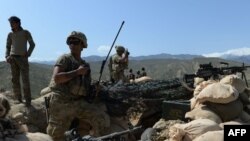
[46,31,109,141]
[141,67,147,77]
[136,70,141,79]
[128,68,135,81]
[108,45,129,83]
[5,16,35,107]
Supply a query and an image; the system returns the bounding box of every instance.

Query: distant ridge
[84,53,202,61]
[129,53,203,60]
[33,53,202,65]
[32,51,250,65]
[24,47,250,65]
[2,57,250,99]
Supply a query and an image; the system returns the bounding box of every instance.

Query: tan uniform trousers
[111,70,127,83]
[46,92,110,141]
[10,56,31,104]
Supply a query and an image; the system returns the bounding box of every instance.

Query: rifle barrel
[97,126,142,140]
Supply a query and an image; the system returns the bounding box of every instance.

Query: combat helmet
[66,31,88,48]
[115,45,125,53]
[8,16,21,23]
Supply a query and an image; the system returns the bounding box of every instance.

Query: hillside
[90,57,250,81]
[1,57,250,98]
[0,61,53,98]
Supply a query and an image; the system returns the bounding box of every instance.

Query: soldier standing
[5,16,35,107]
[128,68,135,80]
[108,45,129,83]
[46,31,109,141]
[136,70,141,79]
[141,67,147,77]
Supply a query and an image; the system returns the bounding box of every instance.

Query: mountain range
[33,47,250,64]
[33,53,203,65]
[2,47,250,98]
[202,47,250,64]
[33,53,250,65]
[2,56,250,99]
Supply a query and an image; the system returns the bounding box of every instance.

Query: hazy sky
[1,0,250,61]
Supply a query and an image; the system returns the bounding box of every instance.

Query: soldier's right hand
[76,65,90,75]
[6,56,12,63]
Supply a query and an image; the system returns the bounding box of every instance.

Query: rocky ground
[1,78,193,141]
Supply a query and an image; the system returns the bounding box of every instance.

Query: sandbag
[239,111,250,123]
[245,105,250,115]
[169,119,221,141]
[190,97,204,110]
[219,112,250,129]
[205,98,243,122]
[190,97,195,110]
[25,132,53,141]
[40,87,51,96]
[193,130,223,141]
[168,125,185,141]
[239,89,250,105]
[193,77,204,88]
[152,119,185,141]
[131,76,153,83]
[190,97,200,110]
[220,74,246,93]
[196,83,239,104]
[193,80,215,97]
[185,105,222,124]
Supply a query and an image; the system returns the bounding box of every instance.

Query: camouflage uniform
[46,54,110,141]
[5,16,35,106]
[108,46,128,83]
[10,57,31,104]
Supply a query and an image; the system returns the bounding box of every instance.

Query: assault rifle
[220,63,250,86]
[65,125,142,141]
[183,62,221,86]
[183,62,250,87]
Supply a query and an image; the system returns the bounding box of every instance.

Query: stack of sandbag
[180,74,250,141]
[221,75,250,117]
[186,74,250,124]
[140,75,250,141]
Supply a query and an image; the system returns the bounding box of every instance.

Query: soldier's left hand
[77,65,90,76]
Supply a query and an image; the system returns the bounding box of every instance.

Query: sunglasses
[68,40,81,45]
